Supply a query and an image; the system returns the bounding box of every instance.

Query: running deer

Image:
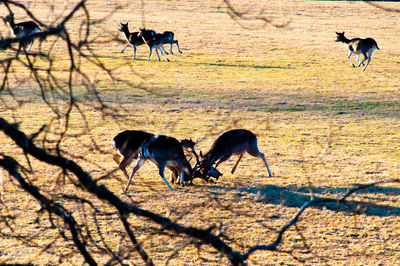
[2,13,41,53]
[124,135,193,191]
[196,129,272,181]
[139,28,182,62]
[335,31,379,71]
[119,23,151,59]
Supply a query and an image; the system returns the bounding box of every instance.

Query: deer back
[142,135,193,175]
[112,130,154,159]
[205,129,257,164]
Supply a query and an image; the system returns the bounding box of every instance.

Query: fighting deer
[196,129,272,182]
[180,138,222,182]
[2,13,41,53]
[112,130,154,180]
[124,134,193,191]
[139,28,182,62]
[335,31,379,71]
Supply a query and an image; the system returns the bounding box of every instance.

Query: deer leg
[358,52,368,68]
[157,47,170,62]
[113,153,131,180]
[155,49,161,61]
[215,153,232,168]
[248,146,272,177]
[124,158,146,192]
[26,39,33,53]
[147,47,154,62]
[362,54,372,71]
[174,40,182,54]
[231,154,244,174]
[121,44,130,53]
[157,162,174,190]
[259,152,272,177]
[161,45,169,55]
[347,52,355,67]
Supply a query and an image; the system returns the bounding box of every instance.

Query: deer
[112,130,155,180]
[335,31,379,71]
[195,129,272,182]
[139,28,182,62]
[119,23,152,60]
[124,134,193,191]
[2,13,41,53]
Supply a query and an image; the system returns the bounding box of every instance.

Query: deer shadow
[205,184,400,217]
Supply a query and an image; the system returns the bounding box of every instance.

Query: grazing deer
[335,31,379,71]
[139,28,182,62]
[2,13,41,53]
[196,129,272,181]
[124,135,193,191]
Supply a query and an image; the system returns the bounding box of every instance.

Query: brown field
[1,0,400,265]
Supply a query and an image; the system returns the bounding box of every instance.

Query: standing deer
[139,28,182,62]
[2,13,41,53]
[196,129,272,181]
[112,130,155,181]
[125,134,193,191]
[335,31,379,71]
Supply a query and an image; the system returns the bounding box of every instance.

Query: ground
[0,0,400,264]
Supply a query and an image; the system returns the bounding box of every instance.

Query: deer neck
[121,28,131,41]
[339,36,351,44]
[5,19,16,36]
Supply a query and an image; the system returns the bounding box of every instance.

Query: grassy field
[1,0,400,264]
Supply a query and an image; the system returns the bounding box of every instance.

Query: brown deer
[335,32,379,71]
[112,130,154,180]
[139,28,182,62]
[196,129,272,181]
[124,134,193,191]
[2,13,41,53]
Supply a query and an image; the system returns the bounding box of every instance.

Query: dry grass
[1,0,400,265]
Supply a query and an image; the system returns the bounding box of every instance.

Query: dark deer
[139,28,182,62]
[2,13,41,53]
[180,139,222,182]
[335,31,379,71]
[197,129,272,181]
[119,23,151,60]
[124,135,193,191]
[112,130,154,180]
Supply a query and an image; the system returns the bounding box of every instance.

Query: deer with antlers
[112,131,222,191]
[195,129,272,182]
[2,13,41,53]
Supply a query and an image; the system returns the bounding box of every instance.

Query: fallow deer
[112,130,154,180]
[125,134,193,191]
[335,31,379,71]
[139,28,182,62]
[2,13,41,53]
[196,129,272,182]
[180,138,222,182]
[119,23,150,60]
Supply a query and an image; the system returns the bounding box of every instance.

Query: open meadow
[1,0,400,264]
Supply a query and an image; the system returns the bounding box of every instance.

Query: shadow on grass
[193,61,293,69]
[206,184,400,217]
